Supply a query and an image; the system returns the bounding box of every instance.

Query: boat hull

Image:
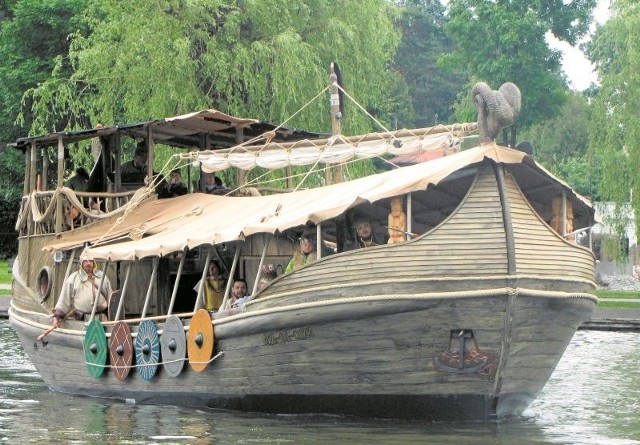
[10,289,594,421]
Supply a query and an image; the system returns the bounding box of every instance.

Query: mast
[327,62,344,184]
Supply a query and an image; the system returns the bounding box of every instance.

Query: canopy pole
[141,258,159,318]
[89,260,109,321]
[193,248,213,312]
[167,247,188,315]
[316,223,322,259]
[212,245,230,278]
[63,249,77,283]
[221,244,242,309]
[407,193,413,240]
[146,125,154,183]
[41,148,49,192]
[251,238,271,296]
[561,191,567,238]
[115,262,132,321]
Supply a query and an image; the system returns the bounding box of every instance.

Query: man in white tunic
[52,254,113,327]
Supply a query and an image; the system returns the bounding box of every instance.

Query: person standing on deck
[52,254,113,327]
[120,142,148,179]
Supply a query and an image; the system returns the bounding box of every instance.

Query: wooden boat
[8,78,597,421]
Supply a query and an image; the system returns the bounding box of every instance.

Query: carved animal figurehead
[472,82,522,144]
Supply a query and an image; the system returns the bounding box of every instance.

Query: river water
[1,320,638,445]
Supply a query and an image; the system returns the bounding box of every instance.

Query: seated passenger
[193,260,226,311]
[257,264,278,291]
[203,172,229,195]
[159,168,188,198]
[229,278,250,308]
[285,228,317,273]
[348,218,381,249]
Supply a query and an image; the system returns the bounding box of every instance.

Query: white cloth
[55,269,113,315]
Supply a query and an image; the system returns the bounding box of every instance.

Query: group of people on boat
[50,201,410,328]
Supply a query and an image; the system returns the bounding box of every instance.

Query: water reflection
[1,321,639,444]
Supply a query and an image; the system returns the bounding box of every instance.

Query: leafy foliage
[16,0,404,182]
[23,0,402,137]
[443,0,597,146]
[393,0,466,127]
[0,195,19,258]
[518,93,600,199]
[0,0,89,200]
[0,0,89,141]
[587,0,640,258]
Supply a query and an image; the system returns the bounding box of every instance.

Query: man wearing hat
[52,253,113,327]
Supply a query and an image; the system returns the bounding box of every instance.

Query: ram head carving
[472,82,521,144]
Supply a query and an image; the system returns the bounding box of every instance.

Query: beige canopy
[44,144,592,261]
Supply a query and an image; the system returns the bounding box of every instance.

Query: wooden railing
[16,188,139,236]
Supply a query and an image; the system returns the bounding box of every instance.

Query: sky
[547,0,611,91]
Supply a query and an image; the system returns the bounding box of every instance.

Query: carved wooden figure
[550,196,575,242]
[388,196,407,244]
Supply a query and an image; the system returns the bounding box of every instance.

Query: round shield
[160,315,186,378]
[84,319,108,378]
[108,321,133,381]
[187,309,214,372]
[134,320,160,380]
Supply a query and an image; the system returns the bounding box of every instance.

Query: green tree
[23,0,402,136]
[518,92,600,199]
[587,0,640,257]
[393,0,466,128]
[0,0,89,143]
[442,0,597,146]
[19,0,404,184]
[0,0,89,202]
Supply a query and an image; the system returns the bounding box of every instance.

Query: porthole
[36,267,52,301]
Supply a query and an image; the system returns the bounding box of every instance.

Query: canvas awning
[10,109,324,151]
[43,144,593,261]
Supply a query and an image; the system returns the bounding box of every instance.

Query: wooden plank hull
[10,289,593,420]
[9,159,597,420]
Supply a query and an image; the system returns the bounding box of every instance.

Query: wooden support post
[147,125,154,183]
[141,258,159,318]
[235,128,245,189]
[194,249,213,311]
[115,262,132,320]
[55,137,64,234]
[23,144,31,196]
[42,149,49,191]
[167,247,188,315]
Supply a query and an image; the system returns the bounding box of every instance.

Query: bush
[0,196,20,259]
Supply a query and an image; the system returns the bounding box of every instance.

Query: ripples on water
[1,321,639,444]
